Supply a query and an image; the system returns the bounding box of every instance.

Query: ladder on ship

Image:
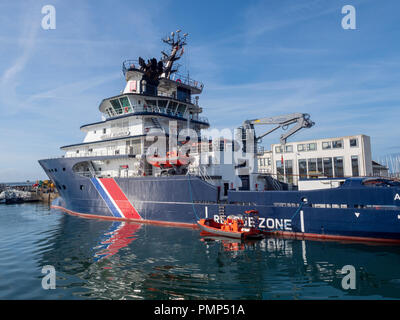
[151,117,162,130]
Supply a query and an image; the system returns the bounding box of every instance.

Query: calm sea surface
[1,202,400,300]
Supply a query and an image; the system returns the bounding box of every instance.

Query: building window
[322,141,331,149]
[332,140,343,149]
[350,138,358,147]
[299,143,317,151]
[323,157,333,178]
[334,157,344,177]
[285,145,293,153]
[307,158,317,174]
[298,159,307,179]
[276,160,284,182]
[285,160,293,184]
[317,158,323,175]
[275,146,283,153]
[351,155,359,176]
[307,143,317,151]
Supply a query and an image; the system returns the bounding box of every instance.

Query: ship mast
[160,30,188,79]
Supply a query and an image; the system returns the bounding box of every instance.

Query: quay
[0,180,59,204]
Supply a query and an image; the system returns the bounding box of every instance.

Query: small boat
[147,150,191,169]
[197,216,264,240]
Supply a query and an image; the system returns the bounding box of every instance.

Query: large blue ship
[39,31,400,244]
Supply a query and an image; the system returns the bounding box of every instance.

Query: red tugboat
[197,211,264,240]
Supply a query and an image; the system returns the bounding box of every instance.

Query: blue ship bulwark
[39,157,400,243]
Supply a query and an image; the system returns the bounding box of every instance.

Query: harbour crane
[243,113,315,145]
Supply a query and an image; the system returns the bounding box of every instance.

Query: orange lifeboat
[197,216,263,240]
[147,150,191,169]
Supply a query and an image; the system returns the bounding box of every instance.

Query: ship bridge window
[156,100,167,114]
[176,104,186,117]
[110,99,123,114]
[119,96,132,113]
[167,101,177,115]
[145,99,157,109]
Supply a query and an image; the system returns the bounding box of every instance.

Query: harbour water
[1,202,400,300]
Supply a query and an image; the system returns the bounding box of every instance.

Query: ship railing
[65,150,139,158]
[122,60,140,76]
[187,166,213,185]
[122,59,204,91]
[169,72,204,91]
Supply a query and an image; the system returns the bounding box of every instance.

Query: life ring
[124,107,129,113]
[176,79,181,83]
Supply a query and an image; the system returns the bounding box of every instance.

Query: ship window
[103,128,106,134]
[167,101,177,114]
[177,104,186,116]
[62,168,66,171]
[80,185,84,190]
[297,144,305,152]
[119,96,131,111]
[62,185,66,190]
[158,100,168,108]
[110,99,123,114]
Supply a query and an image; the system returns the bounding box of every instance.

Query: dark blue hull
[39,157,400,243]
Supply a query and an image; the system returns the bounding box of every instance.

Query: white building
[258,134,373,186]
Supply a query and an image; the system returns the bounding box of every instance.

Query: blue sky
[0,0,399,182]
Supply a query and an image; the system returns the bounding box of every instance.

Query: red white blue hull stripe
[91,178,142,220]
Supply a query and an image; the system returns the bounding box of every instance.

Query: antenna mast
[160,30,188,79]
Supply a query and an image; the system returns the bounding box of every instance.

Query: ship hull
[39,157,400,244]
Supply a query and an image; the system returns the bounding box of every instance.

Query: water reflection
[93,222,142,262]
[35,210,400,299]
